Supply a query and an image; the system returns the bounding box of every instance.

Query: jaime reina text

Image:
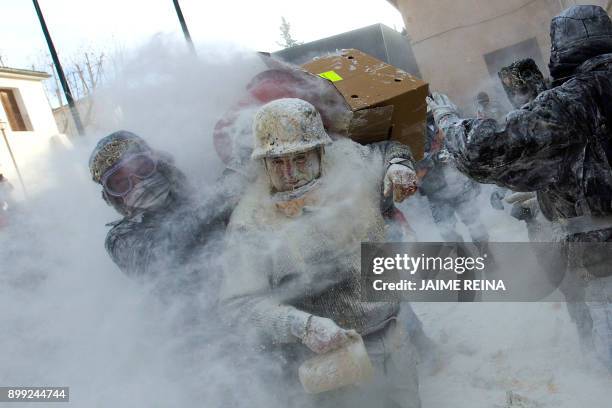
[372,279,507,292]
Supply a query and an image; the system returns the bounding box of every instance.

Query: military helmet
[549,5,612,81]
[251,98,332,160]
[499,58,547,108]
[551,5,612,54]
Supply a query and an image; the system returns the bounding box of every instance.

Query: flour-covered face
[264,148,321,192]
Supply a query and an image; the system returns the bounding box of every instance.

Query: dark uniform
[439,6,612,371]
[90,131,232,295]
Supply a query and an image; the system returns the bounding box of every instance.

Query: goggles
[101,153,157,197]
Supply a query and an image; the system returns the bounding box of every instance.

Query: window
[0,88,30,131]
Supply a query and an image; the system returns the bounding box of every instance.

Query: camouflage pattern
[498,58,548,109]
[89,131,151,183]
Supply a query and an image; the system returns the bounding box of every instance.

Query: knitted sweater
[220,139,413,344]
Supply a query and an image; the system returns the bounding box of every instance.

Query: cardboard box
[302,49,428,160]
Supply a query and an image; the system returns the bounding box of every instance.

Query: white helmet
[251,98,332,159]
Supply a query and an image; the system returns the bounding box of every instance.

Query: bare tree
[59,50,106,134]
[66,50,105,100]
[31,48,110,135]
[277,16,302,49]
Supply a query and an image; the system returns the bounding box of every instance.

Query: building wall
[0,74,65,199]
[0,76,59,135]
[391,0,609,111]
[53,98,97,138]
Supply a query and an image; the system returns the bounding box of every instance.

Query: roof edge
[0,67,51,81]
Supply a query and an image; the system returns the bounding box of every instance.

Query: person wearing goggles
[89,131,227,282]
[101,153,157,197]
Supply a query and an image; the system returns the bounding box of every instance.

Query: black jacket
[443,6,612,262]
[446,54,612,223]
[444,5,612,278]
[105,194,231,285]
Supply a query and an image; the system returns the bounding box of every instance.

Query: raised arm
[427,90,587,191]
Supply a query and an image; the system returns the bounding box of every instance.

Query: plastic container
[298,334,374,394]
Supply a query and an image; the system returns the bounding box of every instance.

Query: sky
[1,0,405,70]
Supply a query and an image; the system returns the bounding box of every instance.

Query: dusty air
[1,1,612,407]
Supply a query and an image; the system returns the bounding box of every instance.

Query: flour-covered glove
[505,192,539,221]
[301,316,357,354]
[384,164,418,203]
[426,92,460,131]
[504,191,536,205]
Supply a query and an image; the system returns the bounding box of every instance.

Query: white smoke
[1,33,610,408]
[0,37,280,408]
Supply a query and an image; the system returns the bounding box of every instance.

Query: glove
[384,164,418,203]
[504,191,536,205]
[505,192,539,221]
[426,92,460,131]
[511,198,539,221]
[301,316,358,354]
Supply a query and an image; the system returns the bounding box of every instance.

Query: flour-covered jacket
[443,5,612,228]
[105,191,233,298]
[445,53,612,222]
[220,139,413,345]
[441,6,612,279]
